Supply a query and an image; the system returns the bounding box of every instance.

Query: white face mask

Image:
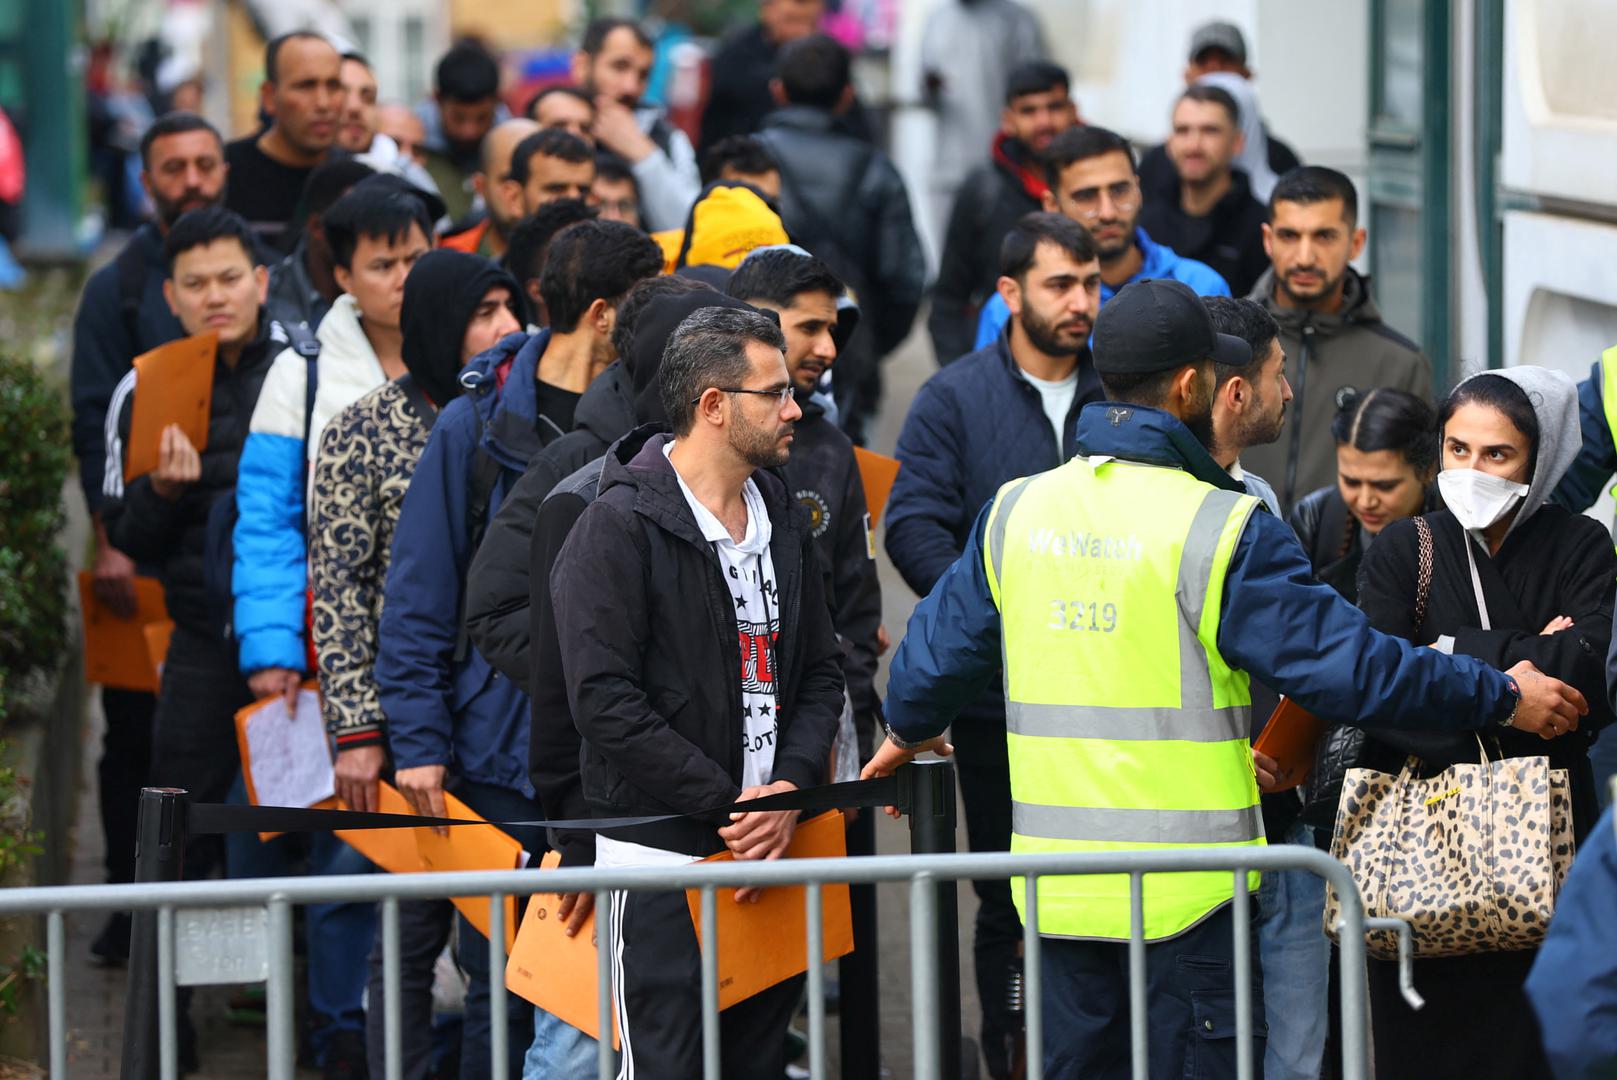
[1438,468,1529,532]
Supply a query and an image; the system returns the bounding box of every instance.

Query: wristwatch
[1499,674,1521,729]
[882,719,923,750]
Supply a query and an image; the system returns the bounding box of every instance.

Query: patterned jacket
[309,377,435,749]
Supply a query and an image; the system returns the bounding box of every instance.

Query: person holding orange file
[549,306,844,1079]
[99,207,280,1072]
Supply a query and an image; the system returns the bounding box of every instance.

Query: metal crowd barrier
[8,766,1381,1080]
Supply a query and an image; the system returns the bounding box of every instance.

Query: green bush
[0,356,70,724]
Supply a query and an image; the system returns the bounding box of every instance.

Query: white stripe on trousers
[610,891,633,1080]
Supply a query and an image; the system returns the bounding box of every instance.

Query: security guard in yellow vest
[867,279,1589,1078]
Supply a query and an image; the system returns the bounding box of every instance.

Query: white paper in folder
[242,689,335,808]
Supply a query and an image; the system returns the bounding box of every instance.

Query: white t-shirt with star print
[664,444,780,789]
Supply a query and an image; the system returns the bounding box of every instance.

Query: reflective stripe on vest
[984,456,1263,942]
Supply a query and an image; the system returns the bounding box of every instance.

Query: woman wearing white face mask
[1355,368,1617,1079]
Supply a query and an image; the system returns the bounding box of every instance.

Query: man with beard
[418,41,508,224]
[225,32,344,251]
[572,16,701,231]
[866,276,1585,1080]
[68,112,230,964]
[1138,84,1270,296]
[974,124,1229,349]
[929,60,1078,364]
[884,212,1101,1080]
[335,53,379,155]
[502,129,597,217]
[549,305,844,1078]
[439,117,539,257]
[1239,166,1431,511]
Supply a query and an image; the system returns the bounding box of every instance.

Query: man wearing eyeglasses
[973,124,1230,350]
[549,305,845,1077]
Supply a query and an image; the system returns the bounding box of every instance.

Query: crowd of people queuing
[63,6,1617,1080]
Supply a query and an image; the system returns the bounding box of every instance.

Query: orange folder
[505,851,620,1047]
[1252,698,1328,793]
[335,781,425,876]
[414,792,523,952]
[78,571,169,692]
[853,447,901,527]
[124,331,217,483]
[233,682,333,841]
[684,810,854,1010]
[142,620,173,684]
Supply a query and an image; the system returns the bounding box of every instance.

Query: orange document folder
[334,781,423,876]
[684,810,855,1010]
[233,683,335,841]
[78,572,169,692]
[853,448,901,527]
[505,852,620,1046]
[1252,698,1328,792]
[141,620,173,685]
[413,792,523,952]
[124,331,217,483]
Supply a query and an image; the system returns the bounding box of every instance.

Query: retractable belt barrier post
[120,787,188,1080]
[900,759,962,1080]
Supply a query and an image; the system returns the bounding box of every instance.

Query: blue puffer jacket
[885,403,1520,745]
[971,227,1230,351]
[885,333,1102,599]
[376,330,556,796]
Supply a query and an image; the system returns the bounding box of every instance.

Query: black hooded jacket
[400,249,519,407]
[549,432,845,856]
[102,314,284,637]
[464,290,754,686]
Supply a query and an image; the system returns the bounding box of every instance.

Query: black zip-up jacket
[101,314,285,637]
[786,398,882,719]
[927,138,1045,366]
[464,359,633,686]
[550,432,845,856]
[1137,164,1270,297]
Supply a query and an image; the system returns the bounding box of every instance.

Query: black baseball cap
[1092,279,1251,375]
[1189,20,1247,64]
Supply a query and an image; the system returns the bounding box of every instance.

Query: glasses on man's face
[692,385,797,408]
[1067,178,1139,221]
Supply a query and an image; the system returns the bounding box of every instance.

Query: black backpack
[202,325,321,640]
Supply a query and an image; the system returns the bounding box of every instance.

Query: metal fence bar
[1232,871,1253,1080]
[490,891,509,1080]
[1022,876,1042,1080]
[1361,917,1425,1010]
[805,883,826,1079]
[1128,872,1147,1080]
[1335,880,1369,1080]
[700,884,719,1080]
[596,890,614,1080]
[46,910,64,1080]
[266,898,295,1080]
[157,905,177,1080]
[909,874,939,1080]
[382,897,403,1080]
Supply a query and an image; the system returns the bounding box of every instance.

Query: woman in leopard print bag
[1354,367,1615,1079]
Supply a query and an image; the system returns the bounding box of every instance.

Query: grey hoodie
[1458,365,1580,542]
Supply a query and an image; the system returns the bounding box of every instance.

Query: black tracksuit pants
[609,888,802,1080]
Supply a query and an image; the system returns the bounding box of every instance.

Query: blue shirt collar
[1073,402,1243,493]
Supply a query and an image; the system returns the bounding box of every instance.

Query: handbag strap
[1412,516,1434,636]
[1460,533,1493,630]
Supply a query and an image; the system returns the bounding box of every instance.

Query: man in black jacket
[1137,84,1269,296]
[69,110,228,964]
[99,207,287,1073]
[699,0,824,152]
[550,306,844,1078]
[929,60,1077,366]
[758,33,924,442]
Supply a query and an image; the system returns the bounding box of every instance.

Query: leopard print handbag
[1323,739,1574,959]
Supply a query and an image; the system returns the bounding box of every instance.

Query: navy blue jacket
[885,334,1102,598]
[1526,803,1617,1077]
[1551,360,1616,512]
[377,331,557,795]
[885,403,1519,743]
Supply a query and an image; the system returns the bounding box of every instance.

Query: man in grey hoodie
[1239,167,1432,512]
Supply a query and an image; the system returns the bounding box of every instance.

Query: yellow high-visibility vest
[983,455,1264,942]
